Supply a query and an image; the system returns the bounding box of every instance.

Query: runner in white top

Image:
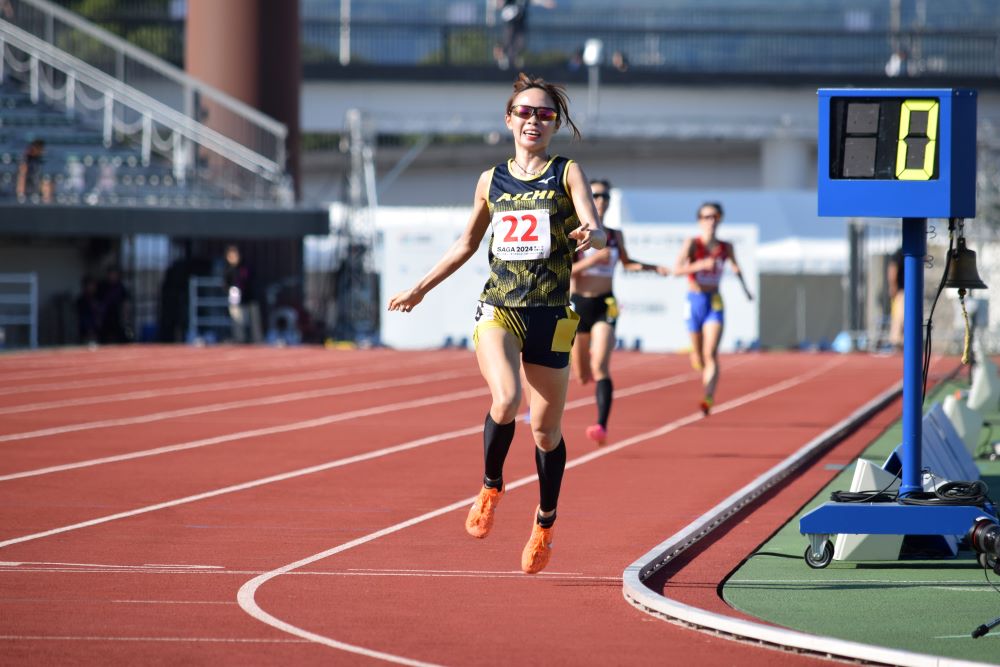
[570,179,671,445]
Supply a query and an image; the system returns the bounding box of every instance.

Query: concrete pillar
[260,0,301,199]
[761,136,812,189]
[185,0,260,105]
[185,0,301,198]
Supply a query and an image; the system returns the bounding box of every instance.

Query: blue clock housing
[817,88,976,218]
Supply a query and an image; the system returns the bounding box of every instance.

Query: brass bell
[944,237,988,291]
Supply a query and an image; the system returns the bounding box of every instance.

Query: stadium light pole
[339,0,351,65]
[582,38,603,125]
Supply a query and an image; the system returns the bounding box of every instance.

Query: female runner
[571,179,670,444]
[388,73,605,574]
[673,202,752,415]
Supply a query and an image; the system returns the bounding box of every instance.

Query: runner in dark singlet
[389,73,606,574]
[570,179,670,445]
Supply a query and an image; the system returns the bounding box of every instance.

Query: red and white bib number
[490,209,551,261]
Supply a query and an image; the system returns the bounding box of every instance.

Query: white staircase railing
[0,18,290,203]
[4,0,286,171]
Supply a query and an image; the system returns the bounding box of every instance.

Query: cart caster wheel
[804,541,833,569]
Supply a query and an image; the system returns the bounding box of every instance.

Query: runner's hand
[569,224,605,251]
[388,288,424,313]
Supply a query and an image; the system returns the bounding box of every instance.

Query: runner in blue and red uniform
[673,202,753,416]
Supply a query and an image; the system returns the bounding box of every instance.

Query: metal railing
[0,19,291,204]
[0,272,38,349]
[3,0,287,172]
[187,275,231,344]
[300,20,1000,79]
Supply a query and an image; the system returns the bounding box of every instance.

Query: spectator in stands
[885,47,910,78]
[566,47,584,72]
[16,139,53,203]
[64,155,87,199]
[494,0,555,70]
[76,275,101,345]
[611,50,630,72]
[90,159,117,202]
[97,265,133,344]
[223,244,262,343]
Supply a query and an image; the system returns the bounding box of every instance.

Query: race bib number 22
[490,209,551,261]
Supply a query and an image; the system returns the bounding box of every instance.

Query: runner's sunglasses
[508,104,559,121]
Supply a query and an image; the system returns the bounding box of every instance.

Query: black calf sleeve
[535,438,566,514]
[596,378,613,428]
[483,414,515,488]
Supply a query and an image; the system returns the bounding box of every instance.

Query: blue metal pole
[899,218,926,496]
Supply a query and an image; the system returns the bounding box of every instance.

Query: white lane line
[0,368,475,444]
[0,399,489,549]
[0,356,463,413]
[235,358,845,665]
[0,365,702,482]
[0,366,706,544]
[0,567,613,580]
[0,393,487,483]
[109,600,236,605]
[0,348,281,382]
[0,635,311,644]
[0,561,222,570]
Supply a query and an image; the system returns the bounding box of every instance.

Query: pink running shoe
[585,423,607,446]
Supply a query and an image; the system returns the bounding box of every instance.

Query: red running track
[0,345,914,665]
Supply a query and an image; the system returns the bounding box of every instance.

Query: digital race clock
[817,88,977,218]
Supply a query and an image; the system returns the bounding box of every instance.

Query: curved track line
[621,368,994,667]
[235,358,845,665]
[0,369,475,443]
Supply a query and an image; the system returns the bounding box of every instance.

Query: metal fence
[0,272,38,348]
[40,1,1000,81]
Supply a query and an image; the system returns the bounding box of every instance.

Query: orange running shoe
[521,510,554,574]
[699,396,714,416]
[465,484,503,538]
[585,423,607,446]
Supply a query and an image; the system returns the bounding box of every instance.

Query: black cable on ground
[898,479,992,507]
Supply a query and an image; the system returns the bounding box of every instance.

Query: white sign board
[378,209,490,349]
[378,209,758,352]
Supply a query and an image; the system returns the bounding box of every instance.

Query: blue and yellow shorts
[473,301,580,369]
[570,292,618,333]
[685,291,724,333]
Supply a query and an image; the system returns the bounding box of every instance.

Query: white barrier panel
[378,209,490,350]
[833,459,903,561]
[378,215,759,352]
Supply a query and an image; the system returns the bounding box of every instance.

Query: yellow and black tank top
[480,155,579,307]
